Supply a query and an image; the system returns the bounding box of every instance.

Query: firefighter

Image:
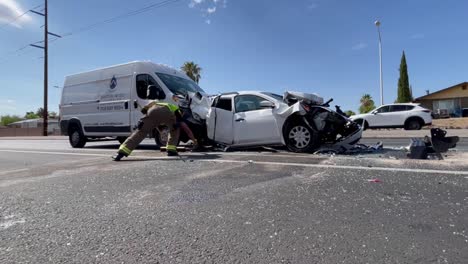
[112,101,181,161]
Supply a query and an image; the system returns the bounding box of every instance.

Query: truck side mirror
[147,85,166,100]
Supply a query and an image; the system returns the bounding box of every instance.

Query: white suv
[350,103,432,130]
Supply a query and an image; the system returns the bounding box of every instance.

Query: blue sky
[1,0,467,116]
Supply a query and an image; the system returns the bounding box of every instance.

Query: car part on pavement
[408,128,459,160]
[314,140,382,155]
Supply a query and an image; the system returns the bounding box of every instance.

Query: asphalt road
[0,138,467,263]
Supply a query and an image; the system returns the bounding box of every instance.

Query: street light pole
[375,20,384,105]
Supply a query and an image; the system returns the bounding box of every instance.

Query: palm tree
[181,61,202,83]
[359,94,376,114]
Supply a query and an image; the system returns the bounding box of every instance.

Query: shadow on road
[115,154,223,162]
[85,144,160,150]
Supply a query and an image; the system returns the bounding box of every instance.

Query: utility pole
[30,0,60,136]
[43,0,48,136]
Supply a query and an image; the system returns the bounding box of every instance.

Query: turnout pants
[118,105,180,156]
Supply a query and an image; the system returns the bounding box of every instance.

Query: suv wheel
[405,118,422,130]
[285,122,319,153]
[69,125,86,148]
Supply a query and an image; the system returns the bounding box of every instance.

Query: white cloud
[0,0,32,28]
[189,0,205,8]
[308,3,318,9]
[352,42,368,50]
[207,7,216,14]
[189,0,227,24]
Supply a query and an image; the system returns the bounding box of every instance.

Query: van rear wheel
[69,125,86,148]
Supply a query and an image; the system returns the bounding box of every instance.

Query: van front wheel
[69,126,86,148]
[154,126,168,147]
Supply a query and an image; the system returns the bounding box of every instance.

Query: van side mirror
[147,85,166,100]
[260,100,275,108]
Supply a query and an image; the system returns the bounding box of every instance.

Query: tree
[30,108,57,119]
[344,110,356,117]
[36,107,46,118]
[396,51,413,103]
[25,111,40,119]
[49,111,58,119]
[0,115,22,126]
[359,94,376,114]
[181,61,202,83]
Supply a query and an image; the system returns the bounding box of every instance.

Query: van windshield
[156,72,205,95]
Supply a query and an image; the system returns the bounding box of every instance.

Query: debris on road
[367,179,382,183]
[408,128,459,160]
[314,141,383,155]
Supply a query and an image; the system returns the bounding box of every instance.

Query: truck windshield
[156,72,205,95]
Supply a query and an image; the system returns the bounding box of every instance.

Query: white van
[59,61,205,148]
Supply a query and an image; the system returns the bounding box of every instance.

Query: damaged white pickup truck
[178,90,363,153]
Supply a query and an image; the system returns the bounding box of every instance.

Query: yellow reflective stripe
[166,145,177,151]
[119,145,132,155]
[156,103,179,113]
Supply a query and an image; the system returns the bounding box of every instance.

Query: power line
[62,0,182,37]
[0,4,44,30]
[0,0,183,64]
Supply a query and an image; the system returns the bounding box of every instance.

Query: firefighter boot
[112,152,125,161]
[167,150,179,157]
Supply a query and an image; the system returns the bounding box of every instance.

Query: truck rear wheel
[69,125,86,148]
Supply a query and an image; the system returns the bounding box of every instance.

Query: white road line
[0,168,29,176]
[0,149,109,157]
[194,159,468,175]
[1,149,467,175]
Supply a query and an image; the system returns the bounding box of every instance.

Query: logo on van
[110,76,117,89]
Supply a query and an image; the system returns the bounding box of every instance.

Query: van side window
[136,74,161,99]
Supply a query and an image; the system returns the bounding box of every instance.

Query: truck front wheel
[69,125,87,148]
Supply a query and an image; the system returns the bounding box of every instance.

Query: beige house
[414,82,468,117]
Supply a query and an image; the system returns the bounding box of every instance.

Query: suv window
[213,97,232,111]
[390,105,408,112]
[375,106,390,113]
[136,74,159,99]
[234,95,268,113]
